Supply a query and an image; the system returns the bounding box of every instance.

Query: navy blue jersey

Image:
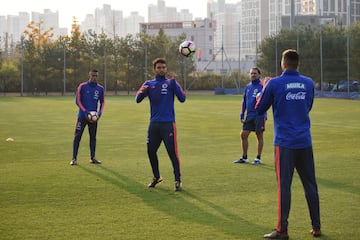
[135,75,186,122]
[76,80,105,119]
[256,70,314,148]
[241,79,265,119]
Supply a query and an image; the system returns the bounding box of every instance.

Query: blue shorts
[242,117,266,132]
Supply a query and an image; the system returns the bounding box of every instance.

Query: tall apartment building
[0,12,29,47]
[81,14,95,33]
[124,12,145,37]
[81,4,144,38]
[31,9,67,37]
[93,4,123,37]
[0,9,66,49]
[272,0,360,30]
[315,0,360,25]
[211,1,241,61]
[148,0,193,22]
[222,0,360,64]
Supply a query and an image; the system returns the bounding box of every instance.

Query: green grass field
[0,95,359,240]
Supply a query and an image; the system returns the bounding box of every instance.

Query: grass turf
[0,95,359,239]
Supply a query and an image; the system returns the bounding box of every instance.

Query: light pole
[20,35,24,96]
[346,1,350,94]
[62,39,66,96]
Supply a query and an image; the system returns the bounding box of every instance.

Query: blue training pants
[147,122,181,182]
[274,146,321,232]
[73,118,98,160]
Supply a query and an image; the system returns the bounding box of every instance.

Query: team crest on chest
[94,90,100,99]
[161,83,168,95]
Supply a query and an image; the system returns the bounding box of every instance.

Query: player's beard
[157,71,166,77]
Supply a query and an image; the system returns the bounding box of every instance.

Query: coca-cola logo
[286,92,306,100]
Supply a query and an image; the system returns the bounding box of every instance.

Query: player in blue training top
[135,58,186,192]
[256,49,321,239]
[70,69,105,166]
[234,67,267,165]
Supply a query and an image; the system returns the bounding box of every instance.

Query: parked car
[315,82,335,91]
[332,80,359,92]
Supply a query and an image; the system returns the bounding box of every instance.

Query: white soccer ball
[87,111,98,122]
[179,40,196,57]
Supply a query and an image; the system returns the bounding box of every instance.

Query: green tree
[258,23,360,87]
[0,59,19,94]
[23,20,54,94]
[119,35,144,94]
[349,21,360,80]
[67,20,84,91]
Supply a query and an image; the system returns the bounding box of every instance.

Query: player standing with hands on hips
[256,49,321,239]
[135,58,186,192]
[70,69,105,166]
[234,67,266,165]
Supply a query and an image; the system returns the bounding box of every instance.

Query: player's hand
[167,72,176,80]
[139,85,149,93]
[240,113,244,122]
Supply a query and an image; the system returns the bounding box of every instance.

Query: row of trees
[258,21,360,89]
[0,21,196,95]
[0,20,359,94]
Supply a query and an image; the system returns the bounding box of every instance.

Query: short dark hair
[282,49,299,69]
[152,58,166,69]
[251,67,261,74]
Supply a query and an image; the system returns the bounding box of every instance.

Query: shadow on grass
[78,164,268,238]
[316,177,360,196]
[256,163,360,196]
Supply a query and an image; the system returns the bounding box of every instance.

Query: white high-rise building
[316,0,360,26]
[94,4,123,37]
[81,14,95,34]
[2,12,29,44]
[268,0,360,32]
[124,12,145,37]
[81,5,145,38]
[31,9,66,38]
[148,0,193,23]
[212,2,241,61]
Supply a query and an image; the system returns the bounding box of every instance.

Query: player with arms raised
[136,58,186,192]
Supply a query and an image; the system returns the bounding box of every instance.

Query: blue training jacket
[135,75,186,122]
[76,80,105,119]
[256,70,314,148]
[241,78,265,119]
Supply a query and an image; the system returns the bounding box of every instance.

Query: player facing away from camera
[256,49,321,239]
[135,58,186,192]
[70,69,105,166]
[234,67,266,165]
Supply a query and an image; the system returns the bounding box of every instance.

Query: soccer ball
[87,111,98,122]
[179,40,196,57]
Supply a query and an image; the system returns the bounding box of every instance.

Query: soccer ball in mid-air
[87,111,99,122]
[179,40,196,57]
